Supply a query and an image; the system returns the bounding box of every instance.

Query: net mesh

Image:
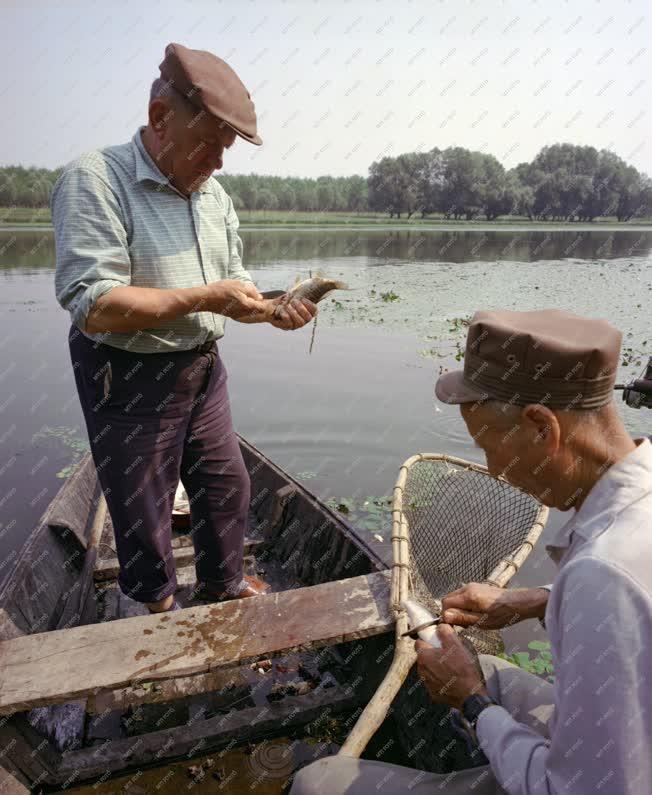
[400,457,543,655]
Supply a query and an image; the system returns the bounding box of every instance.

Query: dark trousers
[69,325,249,603]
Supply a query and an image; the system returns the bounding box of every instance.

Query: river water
[0,227,650,790]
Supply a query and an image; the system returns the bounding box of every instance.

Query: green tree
[316,181,335,211]
[277,184,296,210]
[255,188,278,211]
[346,176,367,212]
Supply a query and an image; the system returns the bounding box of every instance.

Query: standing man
[293,309,652,793]
[53,43,316,614]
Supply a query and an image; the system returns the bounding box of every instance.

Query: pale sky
[3,0,651,177]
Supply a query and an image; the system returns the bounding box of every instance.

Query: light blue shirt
[52,128,253,353]
[478,437,652,794]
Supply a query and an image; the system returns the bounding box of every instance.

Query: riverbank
[3,207,652,230]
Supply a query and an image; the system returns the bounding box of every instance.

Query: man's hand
[203,280,266,319]
[268,296,317,330]
[441,583,549,630]
[229,295,318,329]
[415,626,488,710]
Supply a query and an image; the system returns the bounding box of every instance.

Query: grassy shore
[1,207,52,225]
[2,206,652,228]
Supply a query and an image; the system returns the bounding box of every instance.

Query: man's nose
[204,149,224,171]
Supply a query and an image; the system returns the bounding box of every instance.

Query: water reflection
[241,228,652,265]
[2,228,652,272]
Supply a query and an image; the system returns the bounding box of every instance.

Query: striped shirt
[52,127,253,353]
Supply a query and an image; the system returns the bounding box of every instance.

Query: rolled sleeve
[52,166,131,331]
[66,277,128,331]
[223,191,254,285]
[476,557,652,794]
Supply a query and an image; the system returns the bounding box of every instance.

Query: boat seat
[0,570,391,716]
[93,537,265,582]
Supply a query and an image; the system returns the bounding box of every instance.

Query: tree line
[368,144,652,221]
[1,143,650,221]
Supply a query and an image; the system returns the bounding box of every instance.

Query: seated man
[292,308,652,794]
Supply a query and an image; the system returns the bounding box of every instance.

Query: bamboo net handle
[339,452,548,759]
[339,615,417,757]
[340,493,415,757]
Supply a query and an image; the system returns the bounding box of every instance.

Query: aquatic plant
[380,290,400,302]
[621,344,647,368]
[325,494,392,537]
[447,316,472,332]
[499,639,554,682]
[32,425,89,479]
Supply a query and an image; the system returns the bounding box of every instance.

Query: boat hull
[0,439,404,788]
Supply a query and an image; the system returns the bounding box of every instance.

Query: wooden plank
[0,718,59,788]
[94,538,265,582]
[0,610,22,642]
[0,765,30,793]
[43,453,101,555]
[94,546,195,582]
[87,666,251,715]
[170,533,193,549]
[0,571,391,715]
[169,533,267,551]
[59,683,358,782]
[58,494,107,630]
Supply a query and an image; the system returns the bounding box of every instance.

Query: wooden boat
[0,437,406,790]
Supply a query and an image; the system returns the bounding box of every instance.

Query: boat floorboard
[0,570,392,715]
[94,538,265,583]
[99,556,263,621]
[63,681,360,782]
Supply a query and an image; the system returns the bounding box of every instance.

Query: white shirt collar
[546,437,652,560]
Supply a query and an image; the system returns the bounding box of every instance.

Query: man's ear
[522,403,561,451]
[148,99,172,139]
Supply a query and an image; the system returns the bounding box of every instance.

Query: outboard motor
[615,356,652,409]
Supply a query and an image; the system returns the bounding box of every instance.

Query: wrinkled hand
[415,626,487,710]
[441,583,548,630]
[269,296,318,331]
[204,280,266,319]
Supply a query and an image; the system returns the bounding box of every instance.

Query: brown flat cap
[159,42,262,146]
[435,309,622,410]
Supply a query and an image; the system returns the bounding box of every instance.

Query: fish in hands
[268,294,317,330]
[402,597,486,709]
[226,275,347,331]
[219,281,316,330]
[265,275,349,331]
[272,276,348,318]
